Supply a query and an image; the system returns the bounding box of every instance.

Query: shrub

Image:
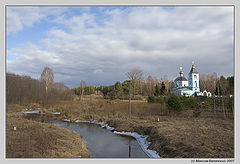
[148,96,155,103]
[185,97,199,109]
[155,96,164,104]
[148,95,165,104]
[167,94,182,113]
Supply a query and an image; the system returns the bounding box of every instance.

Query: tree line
[73,69,174,100]
[199,73,234,96]
[6,67,74,105]
[73,70,234,100]
[7,66,234,108]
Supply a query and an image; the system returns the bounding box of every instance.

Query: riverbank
[7,100,234,158]
[6,113,90,158]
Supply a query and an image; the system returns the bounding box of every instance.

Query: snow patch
[90,120,98,124]
[74,120,115,131]
[63,119,71,122]
[52,112,61,115]
[75,120,90,123]
[97,122,115,131]
[113,131,160,158]
[73,119,158,158]
[22,110,40,114]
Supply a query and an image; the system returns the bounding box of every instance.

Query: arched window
[195,81,197,87]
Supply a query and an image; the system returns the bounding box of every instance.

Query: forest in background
[6,67,234,103]
[6,67,234,118]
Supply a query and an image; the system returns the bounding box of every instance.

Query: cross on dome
[192,61,195,68]
[179,67,183,77]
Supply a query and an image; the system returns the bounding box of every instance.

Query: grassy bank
[7,98,234,158]
[6,113,89,158]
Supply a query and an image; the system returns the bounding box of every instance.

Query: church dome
[175,67,188,81]
[189,61,198,74]
[175,76,188,81]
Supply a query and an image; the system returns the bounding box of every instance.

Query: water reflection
[29,117,149,158]
[53,121,149,158]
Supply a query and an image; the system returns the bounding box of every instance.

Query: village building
[171,61,211,97]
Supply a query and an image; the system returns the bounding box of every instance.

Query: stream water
[32,117,149,158]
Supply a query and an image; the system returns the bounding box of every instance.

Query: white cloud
[93,69,103,74]
[7,6,234,87]
[7,7,66,34]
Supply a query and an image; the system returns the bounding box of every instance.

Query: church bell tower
[188,61,200,92]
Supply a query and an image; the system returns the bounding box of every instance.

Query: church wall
[174,80,188,88]
[189,73,200,92]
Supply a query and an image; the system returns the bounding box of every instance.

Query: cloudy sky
[6,6,234,88]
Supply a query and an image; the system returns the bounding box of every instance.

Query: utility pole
[218,84,219,98]
[218,83,226,118]
[128,138,131,158]
[222,96,226,118]
[213,94,216,115]
[129,81,132,119]
[213,81,216,115]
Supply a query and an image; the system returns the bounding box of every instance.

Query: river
[32,117,149,158]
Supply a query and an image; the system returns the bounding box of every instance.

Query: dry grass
[7,98,234,158]
[6,113,89,158]
[125,117,233,158]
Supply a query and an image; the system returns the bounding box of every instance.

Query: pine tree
[160,82,167,95]
[154,84,160,97]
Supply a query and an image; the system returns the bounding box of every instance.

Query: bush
[167,94,182,113]
[181,97,199,110]
[148,96,155,103]
[148,96,165,104]
[156,96,164,104]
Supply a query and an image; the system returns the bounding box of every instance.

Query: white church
[171,61,211,97]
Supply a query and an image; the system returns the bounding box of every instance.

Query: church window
[194,75,197,79]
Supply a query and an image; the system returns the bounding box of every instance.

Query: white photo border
[1,0,239,164]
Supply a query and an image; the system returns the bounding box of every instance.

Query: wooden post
[129,81,131,119]
[222,96,226,118]
[213,95,216,115]
[128,139,131,158]
[213,81,216,115]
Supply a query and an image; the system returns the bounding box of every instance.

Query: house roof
[175,76,188,81]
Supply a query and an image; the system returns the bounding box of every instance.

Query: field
[6,96,234,158]
[6,109,89,158]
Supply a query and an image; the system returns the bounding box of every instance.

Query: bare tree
[126,68,143,119]
[199,73,218,93]
[146,75,154,96]
[41,67,54,100]
[126,68,143,98]
[80,80,86,101]
[53,82,69,90]
[138,78,145,95]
